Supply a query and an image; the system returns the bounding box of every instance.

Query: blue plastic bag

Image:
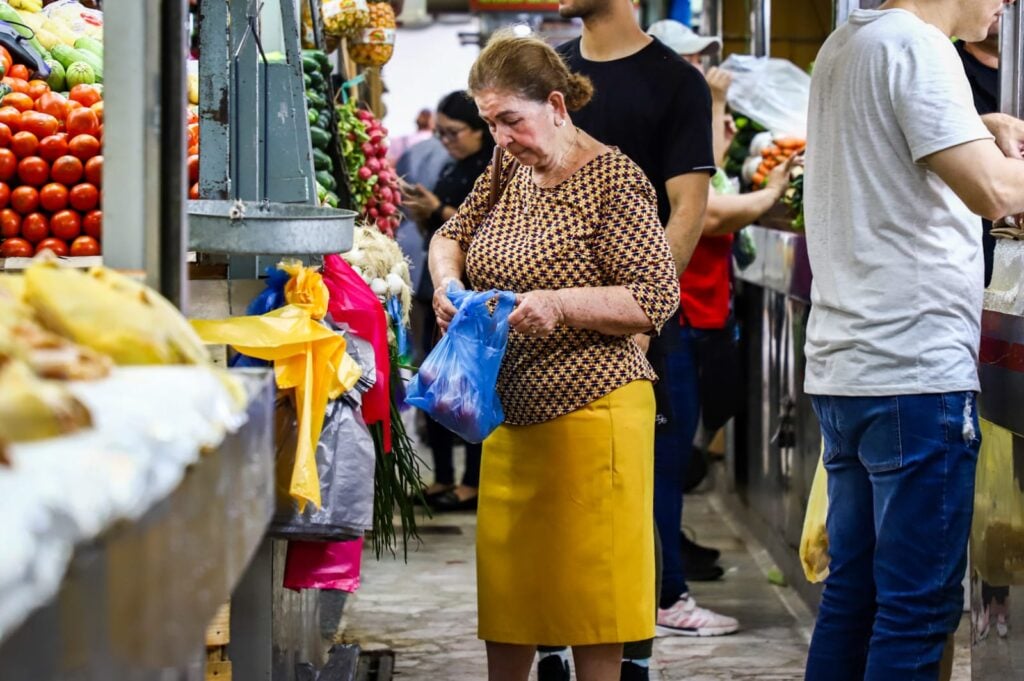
[406,286,516,443]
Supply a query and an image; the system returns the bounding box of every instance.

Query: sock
[623,658,651,668]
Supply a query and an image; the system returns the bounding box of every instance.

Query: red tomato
[187,144,198,156]
[50,155,83,185]
[1,92,33,113]
[38,134,68,162]
[68,134,99,161]
[82,209,101,239]
[187,154,199,183]
[187,123,199,148]
[0,236,31,257]
[0,208,19,237]
[1,77,28,95]
[10,131,37,158]
[66,108,99,138]
[0,122,10,148]
[0,106,20,132]
[84,155,101,186]
[35,237,67,256]
[68,85,102,108]
[7,65,29,82]
[35,92,65,119]
[189,182,200,200]
[0,181,9,209]
[0,148,16,181]
[17,156,48,186]
[39,182,68,212]
[68,183,98,212]
[49,209,80,241]
[26,80,49,100]
[20,212,47,243]
[0,49,11,71]
[19,111,58,139]
[63,100,83,118]
[90,100,103,124]
[10,186,38,214]
[69,235,99,256]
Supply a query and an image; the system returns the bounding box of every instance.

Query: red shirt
[679,234,733,329]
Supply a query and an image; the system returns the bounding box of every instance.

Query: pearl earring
[557,119,566,128]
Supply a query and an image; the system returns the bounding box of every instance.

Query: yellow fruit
[348,2,395,66]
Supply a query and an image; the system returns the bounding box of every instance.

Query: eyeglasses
[435,125,469,142]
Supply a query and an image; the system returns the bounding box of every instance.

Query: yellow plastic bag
[971,418,1024,586]
[191,304,361,511]
[800,446,830,583]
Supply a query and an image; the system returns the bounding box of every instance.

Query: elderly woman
[428,32,679,681]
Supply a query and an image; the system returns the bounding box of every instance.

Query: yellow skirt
[476,380,656,646]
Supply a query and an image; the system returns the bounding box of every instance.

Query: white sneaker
[997,614,1009,639]
[656,595,739,637]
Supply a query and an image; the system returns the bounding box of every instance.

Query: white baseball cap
[647,19,721,57]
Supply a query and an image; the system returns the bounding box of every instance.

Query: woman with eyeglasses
[403,90,495,513]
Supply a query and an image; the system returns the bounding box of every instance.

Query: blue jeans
[806,393,980,681]
[653,324,702,607]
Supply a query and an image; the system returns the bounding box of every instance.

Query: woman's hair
[468,31,595,111]
[437,90,489,132]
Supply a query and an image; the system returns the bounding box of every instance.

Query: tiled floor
[337,464,973,680]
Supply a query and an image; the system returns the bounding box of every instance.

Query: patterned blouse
[438,149,679,425]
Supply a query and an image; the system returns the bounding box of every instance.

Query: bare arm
[509,287,654,338]
[664,172,711,274]
[924,139,1024,222]
[427,234,465,331]
[706,67,733,168]
[704,156,797,236]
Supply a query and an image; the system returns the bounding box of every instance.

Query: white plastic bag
[720,54,811,138]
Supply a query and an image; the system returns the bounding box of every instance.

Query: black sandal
[429,489,479,512]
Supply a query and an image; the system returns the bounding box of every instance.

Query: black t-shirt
[557,37,715,225]
[956,41,999,116]
[558,37,713,428]
[956,41,999,286]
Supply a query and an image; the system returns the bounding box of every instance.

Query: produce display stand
[0,371,276,681]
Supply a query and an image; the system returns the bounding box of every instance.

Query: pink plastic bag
[323,254,392,452]
[283,538,364,592]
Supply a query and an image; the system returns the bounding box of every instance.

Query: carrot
[753,172,765,186]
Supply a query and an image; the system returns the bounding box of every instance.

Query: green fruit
[301,55,319,74]
[312,148,333,172]
[316,171,336,191]
[309,126,331,151]
[44,60,66,91]
[65,62,96,87]
[74,37,104,59]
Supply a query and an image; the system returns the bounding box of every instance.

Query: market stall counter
[730,223,823,607]
[0,362,275,678]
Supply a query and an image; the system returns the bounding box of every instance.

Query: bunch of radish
[338,101,401,238]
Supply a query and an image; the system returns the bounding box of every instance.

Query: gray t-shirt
[804,9,993,396]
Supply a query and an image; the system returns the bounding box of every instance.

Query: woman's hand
[433,278,463,332]
[402,184,442,223]
[508,291,565,337]
[706,67,733,108]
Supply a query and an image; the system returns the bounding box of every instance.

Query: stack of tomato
[0,79,102,259]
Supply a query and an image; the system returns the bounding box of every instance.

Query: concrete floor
[336,462,973,680]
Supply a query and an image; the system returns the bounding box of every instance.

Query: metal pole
[1001,2,1024,117]
[749,0,770,57]
[701,0,722,65]
[102,0,189,309]
[160,0,189,311]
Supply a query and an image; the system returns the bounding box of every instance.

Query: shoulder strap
[487,146,519,212]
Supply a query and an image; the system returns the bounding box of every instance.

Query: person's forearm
[428,234,466,290]
[555,286,654,336]
[704,187,782,236]
[712,104,730,169]
[665,202,706,275]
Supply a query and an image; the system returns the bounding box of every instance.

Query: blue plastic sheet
[230,267,292,369]
[406,286,516,443]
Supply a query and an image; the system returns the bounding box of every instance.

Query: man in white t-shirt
[804,0,1024,679]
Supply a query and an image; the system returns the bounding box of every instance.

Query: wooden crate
[204,603,231,647]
